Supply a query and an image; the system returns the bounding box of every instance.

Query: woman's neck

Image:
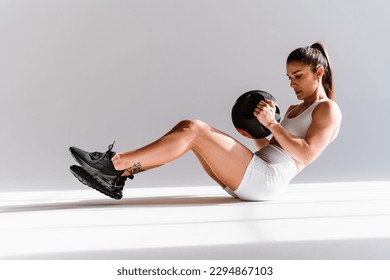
[302,87,327,105]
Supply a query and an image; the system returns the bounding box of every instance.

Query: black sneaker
[70,165,123,200]
[116,175,131,191]
[69,142,132,189]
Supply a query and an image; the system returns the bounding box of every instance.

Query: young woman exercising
[70,42,342,201]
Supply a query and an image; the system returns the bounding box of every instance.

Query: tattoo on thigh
[126,162,144,175]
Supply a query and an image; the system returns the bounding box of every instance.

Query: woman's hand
[253,100,278,128]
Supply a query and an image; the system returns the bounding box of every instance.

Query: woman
[70,42,342,201]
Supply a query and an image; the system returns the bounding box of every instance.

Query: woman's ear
[316,65,324,79]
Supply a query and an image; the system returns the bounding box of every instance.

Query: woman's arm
[253,105,296,150]
[255,100,342,165]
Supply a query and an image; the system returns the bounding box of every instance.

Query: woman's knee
[174,119,209,139]
[186,119,209,134]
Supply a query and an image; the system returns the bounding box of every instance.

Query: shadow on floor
[0,195,244,214]
[3,237,390,260]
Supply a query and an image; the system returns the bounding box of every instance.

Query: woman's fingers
[254,100,276,122]
[255,101,269,111]
[264,99,275,108]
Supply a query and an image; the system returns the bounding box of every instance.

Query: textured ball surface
[231,90,281,139]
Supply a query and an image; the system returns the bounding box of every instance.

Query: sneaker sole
[70,165,123,200]
[69,148,119,189]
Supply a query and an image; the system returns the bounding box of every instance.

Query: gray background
[1,0,389,191]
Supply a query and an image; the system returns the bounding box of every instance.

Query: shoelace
[89,142,115,160]
[107,141,115,153]
[91,141,116,163]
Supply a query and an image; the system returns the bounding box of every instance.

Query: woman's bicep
[305,103,342,158]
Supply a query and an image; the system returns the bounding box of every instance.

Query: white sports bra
[280,100,326,138]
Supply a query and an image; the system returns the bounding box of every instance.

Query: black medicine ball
[231,90,281,139]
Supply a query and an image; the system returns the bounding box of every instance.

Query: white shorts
[225,144,297,201]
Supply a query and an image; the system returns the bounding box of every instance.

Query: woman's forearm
[267,123,313,164]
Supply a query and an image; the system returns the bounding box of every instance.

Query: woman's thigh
[190,120,253,190]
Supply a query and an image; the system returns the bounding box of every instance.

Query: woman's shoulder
[314,99,342,121]
[316,99,341,112]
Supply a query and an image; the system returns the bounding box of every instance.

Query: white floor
[1,181,390,260]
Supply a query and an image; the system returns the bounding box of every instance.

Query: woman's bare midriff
[269,138,305,173]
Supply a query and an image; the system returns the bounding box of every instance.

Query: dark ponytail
[287,42,334,100]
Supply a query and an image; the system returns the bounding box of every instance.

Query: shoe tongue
[107,150,117,166]
[109,151,116,158]
[107,151,124,176]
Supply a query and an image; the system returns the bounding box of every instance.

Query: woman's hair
[287,42,334,100]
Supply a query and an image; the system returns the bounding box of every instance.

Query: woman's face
[286,61,321,100]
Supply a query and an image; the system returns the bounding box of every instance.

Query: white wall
[1,0,389,191]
